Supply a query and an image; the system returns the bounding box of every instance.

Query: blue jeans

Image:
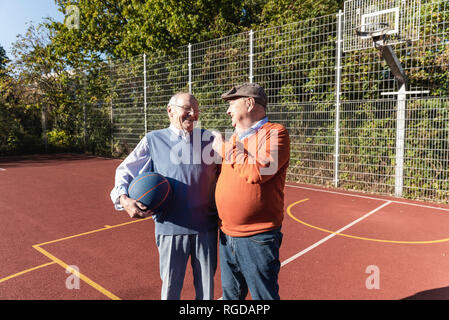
[219,228,283,300]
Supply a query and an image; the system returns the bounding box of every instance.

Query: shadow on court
[0,153,116,168]
[403,286,449,300]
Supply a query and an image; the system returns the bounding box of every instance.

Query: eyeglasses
[174,105,200,114]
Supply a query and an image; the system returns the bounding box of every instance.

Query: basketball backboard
[343,0,421,52]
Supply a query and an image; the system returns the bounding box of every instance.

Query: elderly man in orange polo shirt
[211,83,290,300]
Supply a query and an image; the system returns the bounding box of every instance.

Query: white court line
[281,201,392,267]
[218,185,446,299]
[286,184,449,212]
[217,200,392,299]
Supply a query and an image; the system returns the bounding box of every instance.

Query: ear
[246,97,255,112]
[167,105,173,117]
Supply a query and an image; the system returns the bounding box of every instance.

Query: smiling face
[226,97,252,131]
[167,93,200,132]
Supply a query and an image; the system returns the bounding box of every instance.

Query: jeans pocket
[244,231,281,274]
[248,229,282,247]
[249,237,275,245]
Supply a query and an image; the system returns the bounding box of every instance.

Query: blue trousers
[155,230,218,300]
[219,228,283,300]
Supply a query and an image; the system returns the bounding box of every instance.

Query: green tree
[49,0,261,62]
[49,0,345,63]
[0,42,43,155]
[258,0,341,27]
[0,44,7,71]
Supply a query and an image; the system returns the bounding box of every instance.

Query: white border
[360,7,400,38]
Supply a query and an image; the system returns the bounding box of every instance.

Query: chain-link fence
[69,0,448,202]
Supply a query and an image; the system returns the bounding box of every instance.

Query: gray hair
[168,92,197,107]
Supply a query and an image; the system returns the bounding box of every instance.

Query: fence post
[249,29,254,84]
[143,53,148,133]
[395,84,406,197]
[83,73,87,151]
[333,10,343,188]
[109,61,114,156]
[188,43,192,93]
[41,103,48,153]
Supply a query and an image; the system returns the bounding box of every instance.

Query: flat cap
[221,83,267,108]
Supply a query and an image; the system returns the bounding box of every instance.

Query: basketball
[128,172,172,212]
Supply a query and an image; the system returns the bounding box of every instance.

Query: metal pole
[381,88,428,197]
[83,73,87,150]
[109,61,114,156]
[249,29,254,83]
[143,53,148,133]
[333,10,343,188]
[41,103,48,153]
[395,83,406,197]
[188,43,192,93]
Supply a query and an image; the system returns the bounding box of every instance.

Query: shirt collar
[169,124,191,141]
[237,117,268,140]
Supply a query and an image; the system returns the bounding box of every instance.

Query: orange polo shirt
[215,122,290,237]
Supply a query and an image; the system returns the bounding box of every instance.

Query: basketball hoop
[356,22,392,47]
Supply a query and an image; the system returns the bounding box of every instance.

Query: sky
[0,0,64,58]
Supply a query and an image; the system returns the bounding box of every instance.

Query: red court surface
[1,154,449,300]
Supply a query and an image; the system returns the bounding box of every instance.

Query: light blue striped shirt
[110,124,219,235]
[237,116,268,140]
[110,124,189,210]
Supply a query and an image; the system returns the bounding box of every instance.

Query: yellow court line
[34,217,152,247]
[28,217,152,300]
[0,261,56,284]
[2,218,152,298]
[287,199,449,244]
[33,245,121,300]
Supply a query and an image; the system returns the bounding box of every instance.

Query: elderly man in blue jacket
[110,92,219,300]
